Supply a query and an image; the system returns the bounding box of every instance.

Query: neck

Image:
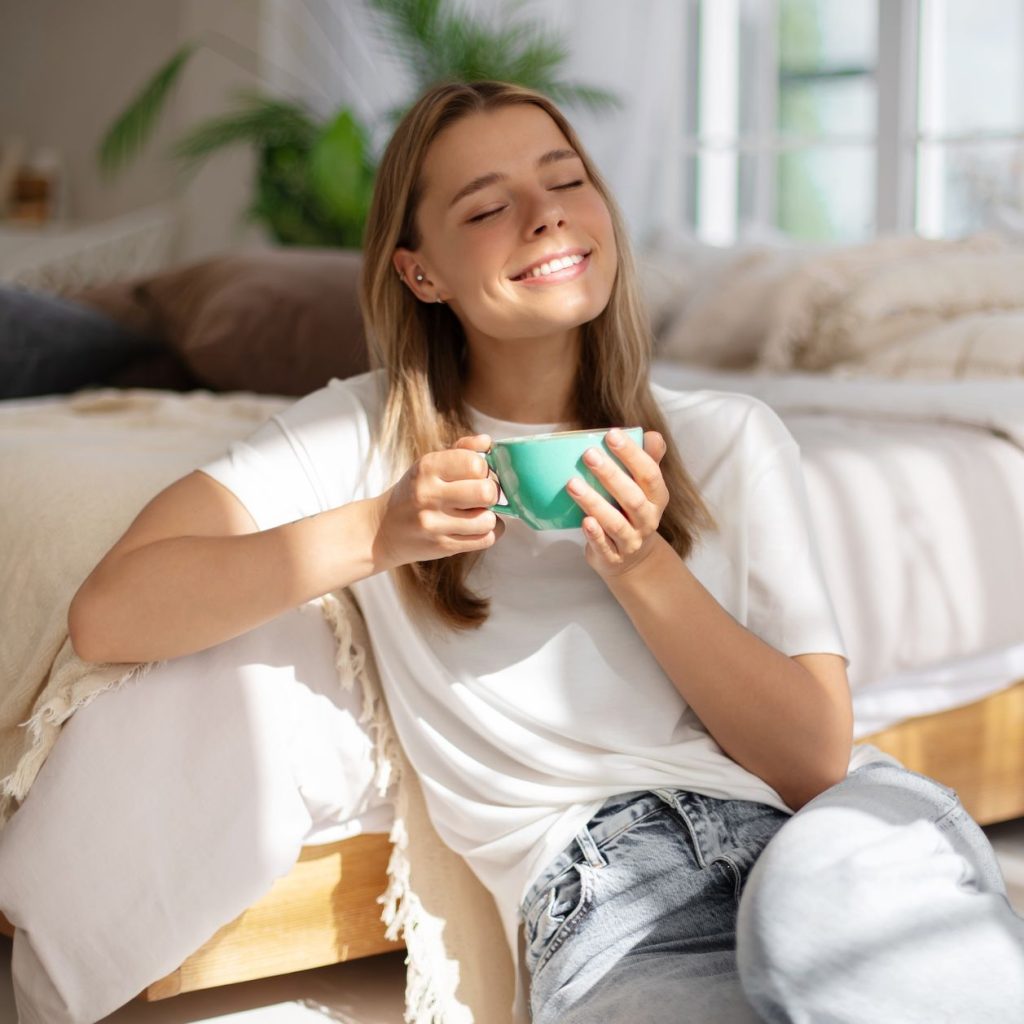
[462,328,581,425]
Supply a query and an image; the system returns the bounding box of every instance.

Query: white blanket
[651,362,1024,693]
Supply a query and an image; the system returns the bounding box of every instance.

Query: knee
[733,765,973,1014]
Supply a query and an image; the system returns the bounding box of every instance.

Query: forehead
[421,105,571,201]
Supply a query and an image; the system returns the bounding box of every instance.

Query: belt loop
[574,824,608,868]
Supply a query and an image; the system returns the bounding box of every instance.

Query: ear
[393,247,438,303]
[392,248,418,287]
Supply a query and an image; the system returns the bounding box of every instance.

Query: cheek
[582,190,615,236]
[582,196,617,272]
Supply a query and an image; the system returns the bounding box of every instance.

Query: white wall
[0,0,266,262]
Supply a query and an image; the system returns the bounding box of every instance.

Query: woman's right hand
[368,434,506,571]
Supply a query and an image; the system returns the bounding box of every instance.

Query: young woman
[70,80,1023,1023]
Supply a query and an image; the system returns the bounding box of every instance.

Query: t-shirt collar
[464,401,565,439]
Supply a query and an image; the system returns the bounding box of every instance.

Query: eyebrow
[446,148,581,210]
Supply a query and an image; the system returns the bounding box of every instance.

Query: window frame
[681,0,1022,243]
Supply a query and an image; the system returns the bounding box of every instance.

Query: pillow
[636,230,827,368]
[69,247,371,397]
[0,285,162,399]
[656,245,816,368]
[828,310,1024,379]
[757,232,1010,372]
[155,248,371,395]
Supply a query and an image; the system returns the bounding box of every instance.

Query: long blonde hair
[359,80,717,631]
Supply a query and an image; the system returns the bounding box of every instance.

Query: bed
[1,239,1022,1023]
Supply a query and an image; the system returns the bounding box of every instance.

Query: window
[683,0,1024,243]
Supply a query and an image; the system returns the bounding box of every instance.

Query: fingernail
[607,428,623,446]
[568,477,584,494]
[583,447,602,466]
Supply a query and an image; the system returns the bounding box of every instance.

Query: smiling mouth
[511,251,592,284]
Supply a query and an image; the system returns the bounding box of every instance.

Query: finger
[443,476,500,510]
[582,515,614,555]
[581,443,650,522]
[644,430,668,463]
[453,434,492,452]
[440,507,500,535]
[567,474,632,542]
[605,429,668,501]
[437,445,492,482]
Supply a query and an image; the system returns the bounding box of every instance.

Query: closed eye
[467,181,586,223]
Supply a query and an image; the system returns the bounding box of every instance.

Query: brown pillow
[71,247,371,397]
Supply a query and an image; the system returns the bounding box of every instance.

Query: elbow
[783,768,849,813]
[67,584,106,664]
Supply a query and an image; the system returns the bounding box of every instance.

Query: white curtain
[259,0,688,248]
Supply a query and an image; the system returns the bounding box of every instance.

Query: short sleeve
[744,438,850,668]
[198,377,373,532]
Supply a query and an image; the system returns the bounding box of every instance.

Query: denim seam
[529,805,668,901]
[533,862,596,978]
[710,852,743,902]
[575,824,609,868]
[658,799,709,869]
[593,806,666,854]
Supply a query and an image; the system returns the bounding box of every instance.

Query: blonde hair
[359,80,717,631]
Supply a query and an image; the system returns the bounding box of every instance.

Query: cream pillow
[757,233,1010,372]
[656,245,817,368]
[828,310,1024,379]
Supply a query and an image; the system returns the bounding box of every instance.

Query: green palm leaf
[171,92,321,169]
[309,108,375,226]
[98,42,198,177]
[366,0,621,116]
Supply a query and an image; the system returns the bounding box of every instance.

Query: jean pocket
[524,860,596,978]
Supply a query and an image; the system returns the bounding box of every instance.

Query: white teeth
[523,253,585,278]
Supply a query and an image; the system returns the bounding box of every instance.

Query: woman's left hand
[567,427,670,580]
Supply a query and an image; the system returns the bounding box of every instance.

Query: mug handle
[477,450,516,518]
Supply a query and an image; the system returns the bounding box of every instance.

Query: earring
[416,273,424,282]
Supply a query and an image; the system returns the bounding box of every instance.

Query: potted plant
[98,0,622,248]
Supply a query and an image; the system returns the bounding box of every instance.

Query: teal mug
[477,426,644,531]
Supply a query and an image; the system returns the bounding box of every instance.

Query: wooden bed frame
[2,679,1021,1000]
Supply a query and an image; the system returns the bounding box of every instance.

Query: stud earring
[416,273,424,282]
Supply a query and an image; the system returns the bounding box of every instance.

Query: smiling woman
[68,78,1024,1024]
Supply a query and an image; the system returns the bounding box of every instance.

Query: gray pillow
[0,285,161,398]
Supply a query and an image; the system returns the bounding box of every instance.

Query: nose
[532,214,566,237]
[527,189,568,237]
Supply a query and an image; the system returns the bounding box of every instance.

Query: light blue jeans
[520,762,1024,1022]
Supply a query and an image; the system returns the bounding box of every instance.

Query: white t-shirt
[198,368,893,1023]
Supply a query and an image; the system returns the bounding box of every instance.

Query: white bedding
[650,361,1024,731]
[3,366,1023,1022]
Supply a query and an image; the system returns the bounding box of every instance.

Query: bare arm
[564,426,853,811]
[68,433,503,666]
[605,535,853,811]
[68,470,385,664]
